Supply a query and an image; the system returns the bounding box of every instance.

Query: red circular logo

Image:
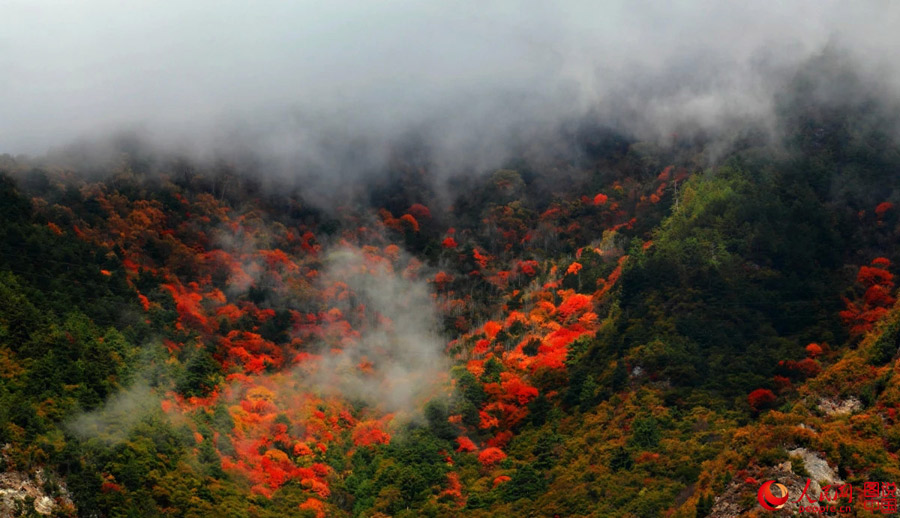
[758,480,789,511]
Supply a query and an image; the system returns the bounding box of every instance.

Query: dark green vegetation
[1,61,899,517]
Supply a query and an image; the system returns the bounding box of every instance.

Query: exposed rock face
[0,447,74,517]
[817,396,862,416]
[787,447,842,487]
[708,450,843,517]
[708,462,808,517]
[33,496,55,515]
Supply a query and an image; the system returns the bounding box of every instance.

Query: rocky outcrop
[708,462,808,517]
[708,449,843,517]
[0,446,73,517]
[817,396,862,416]
[786,447,842,487]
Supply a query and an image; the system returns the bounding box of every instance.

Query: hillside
[0,66,899,518]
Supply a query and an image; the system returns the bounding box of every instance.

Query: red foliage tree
[352,421,391,447]
[840,258,895,336]
[747,388,776,411]
[657,166,673,181]
[517,260,539,276]
[793,358,821,378]
[557,294,592,320]
[434,271,454,289]
[439,472,464,505]
[477,447,507,467]
[456,436,477,453]
[773,375,792,392]
[407,203,432,220]
[299,498,326,518]
[483,321,502,339]
[399,214,420,233]
[499,373,538,405]
[473,249,490,269]
[493,475,511,488]
[47,222,63,235]
[804,343,823,358]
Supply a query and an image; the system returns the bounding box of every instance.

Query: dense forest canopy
[2,3,900,517]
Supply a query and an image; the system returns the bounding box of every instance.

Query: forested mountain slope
[1,73,899,518]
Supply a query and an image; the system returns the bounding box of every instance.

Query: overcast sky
[2,1,899,169]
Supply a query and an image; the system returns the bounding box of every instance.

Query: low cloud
[3,2,899,186]
[66,382,162,444]
[297,246,448,414]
